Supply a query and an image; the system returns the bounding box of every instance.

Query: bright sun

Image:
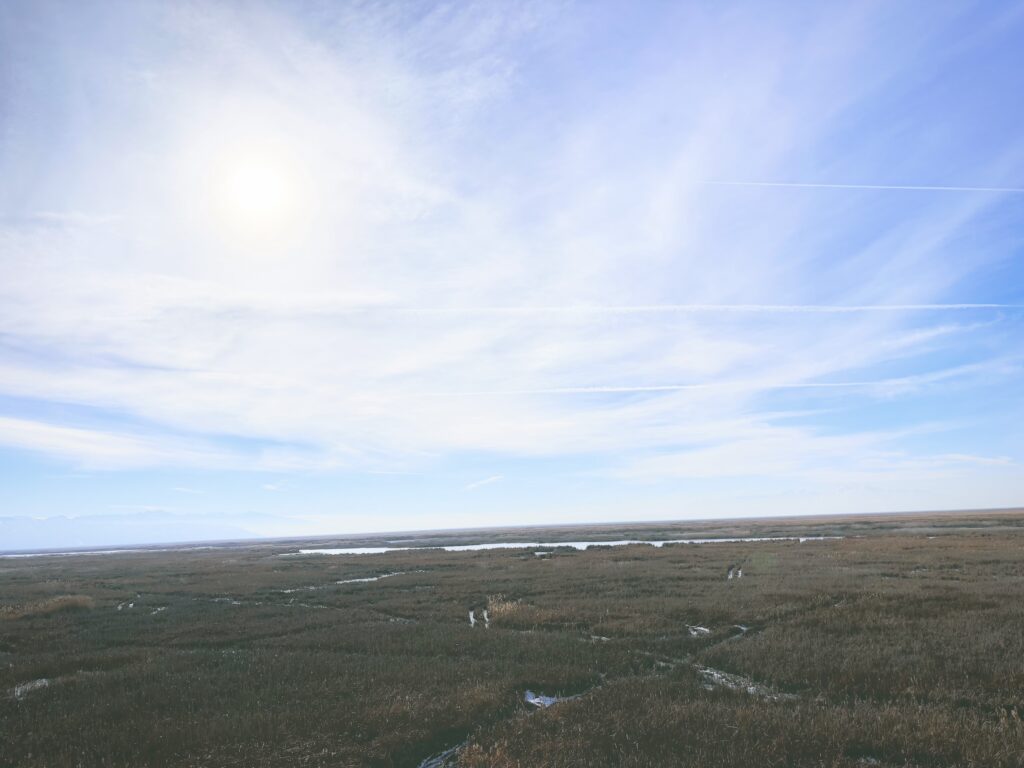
[212,146,302,238]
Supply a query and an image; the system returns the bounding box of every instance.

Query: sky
[1,0,1023,550]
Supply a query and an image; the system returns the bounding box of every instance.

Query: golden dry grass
[0,594,95,620]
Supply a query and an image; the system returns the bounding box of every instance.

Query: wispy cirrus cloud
[1,0,1022,529]
[465,475,504,491]
[0,416,231,471]
[704,181,1024,194]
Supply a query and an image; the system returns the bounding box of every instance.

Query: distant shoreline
[3,505,1021,557]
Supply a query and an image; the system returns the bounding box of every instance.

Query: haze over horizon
[2,1,1023,550]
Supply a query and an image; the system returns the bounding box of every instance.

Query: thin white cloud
[706,181,1024,194]
[0,416,231,470]
[108,504,174,512]
[465,475,503,490]
[614,428,1015,482]
[306,303,1024,317]
[3,211,121,226]
[428,362,1014,397]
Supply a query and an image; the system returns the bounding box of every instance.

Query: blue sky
[1,1,1023,549]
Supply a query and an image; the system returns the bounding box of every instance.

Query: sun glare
[211,146,303,238]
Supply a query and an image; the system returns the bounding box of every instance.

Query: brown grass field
[2,509,1023,767]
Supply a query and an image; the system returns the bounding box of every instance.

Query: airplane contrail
[427,361,1005,397]
[368,303,1023,317]
[706,181,1024,193]
[432,380,908,396]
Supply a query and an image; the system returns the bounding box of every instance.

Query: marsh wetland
[2,510,1023,767]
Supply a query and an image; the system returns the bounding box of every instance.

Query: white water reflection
[697,665,798,701]
[416,741,467,768]
[279,571,420,593]
[524,689,564,708]
[12,678,50,699]
[293,536,840,556]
